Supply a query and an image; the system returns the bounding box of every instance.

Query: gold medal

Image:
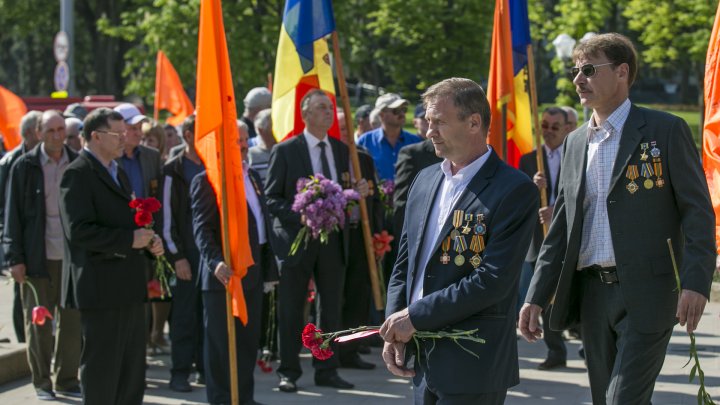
[470,255,482,268]
[461,213,473,234]
[451,210,464,240]
[469,234,483,269]
[453,233,468,267]
[643,178,654,189]
[640,163,655,190]
[625,165,639,194]
[454,254,465,266]
[450,229,461,239]
[640,143,649,161]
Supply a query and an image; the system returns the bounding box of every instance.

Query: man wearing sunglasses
[519,33,715,404]
[517,106,572,372]
[357,93,422,181]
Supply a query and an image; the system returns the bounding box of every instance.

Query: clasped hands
[380,308,417,378]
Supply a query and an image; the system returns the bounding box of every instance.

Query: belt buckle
[598,270,614,284]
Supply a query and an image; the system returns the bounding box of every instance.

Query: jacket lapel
[608,105,645,194]
[293,136,314,177]
[82,151,131,201]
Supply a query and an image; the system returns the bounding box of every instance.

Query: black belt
[581,265,619,285]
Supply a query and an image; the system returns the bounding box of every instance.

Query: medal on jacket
[650,141,661,158]
[469,234,484,269]
[625,165,639,194]
[450,210,464,239]
[640,163,655,190]
[440,236,451,265]
[461,213,473,234]
[654,161,664,188]
[453,233,467,266]
[474,214,487,235]
[640,143,649,161]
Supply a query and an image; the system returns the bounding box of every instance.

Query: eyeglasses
[95,130,126,138]
[568,62,615,79]
[541,122,563,131]
[387,107,407,116]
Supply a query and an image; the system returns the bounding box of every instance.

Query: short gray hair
[20,111,42,141]
[561,106,579,122]
[254,108,272,133]
[236,119,249,133]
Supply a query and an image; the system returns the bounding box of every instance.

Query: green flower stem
[667,239,715,405]
[23,279,40,306]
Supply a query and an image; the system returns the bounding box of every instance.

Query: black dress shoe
[315,374,354,389]
[169,377,192,392]
[537,358,566,370]
[340,354,376,370]
[278,377,297,393]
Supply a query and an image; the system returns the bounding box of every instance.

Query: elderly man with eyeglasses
[357,93,422,181]
[519,33,715,404]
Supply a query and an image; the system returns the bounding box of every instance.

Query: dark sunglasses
[541,122,563,131]
[387,107,407,116]
[568,62,615,79]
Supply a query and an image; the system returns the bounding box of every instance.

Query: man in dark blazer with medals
[59,108,164,405]
[190,121,278,405]
[381,78,538,404]
[517,106,572,370]
[265,90,356,392]
[520,33,716,404]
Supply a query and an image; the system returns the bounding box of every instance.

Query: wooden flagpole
[217,126,240,404]
[527,44,548,236]
[331,31,384,310]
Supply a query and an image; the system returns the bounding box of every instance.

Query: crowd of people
[0,32,716,405]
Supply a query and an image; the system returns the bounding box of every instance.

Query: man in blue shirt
[357,93,422,180]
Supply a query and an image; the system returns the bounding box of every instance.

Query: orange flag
[194,0,254,324]
[702,2,720,254]
[0,85,27,151]
[154,50,194,126]
[487,0,514,161]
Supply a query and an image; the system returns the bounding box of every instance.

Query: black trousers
[277,233,345,381]
[169,253,204,379]
[13,281,25,342]
[580,273,672,405]
[339,226,371,359]
[80,304,146,405]
[542,305,567,362]
[203,287,263,404]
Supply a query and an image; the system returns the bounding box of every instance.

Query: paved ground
[1,277,719,404]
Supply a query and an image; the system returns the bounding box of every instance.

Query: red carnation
[311,345,334,360]
[32,306,53,326]
[301,323,324,349]
[135,211,153,227]
[141,197,161,213]
[129,199,142,209]
[373,231,394,258]
[147,280,163,299]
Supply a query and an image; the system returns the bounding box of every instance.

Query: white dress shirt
[303,130,338,183]
[543,144,563,205]
[577,98,631,269]
[243,161,266,245]
[410,147,493,304]
[40,145,70,260]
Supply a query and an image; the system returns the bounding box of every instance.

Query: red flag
[0,85,27,150]
[154,50,194,126]
[194,0,254,324]
[702,2,720,254]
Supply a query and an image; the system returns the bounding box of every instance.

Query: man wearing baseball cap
[357,93,422,180]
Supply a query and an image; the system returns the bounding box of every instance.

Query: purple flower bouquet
[378,179,395,216]
[289,174,360,256]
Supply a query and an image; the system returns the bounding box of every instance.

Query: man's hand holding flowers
[148,235,164,257]
[381,308,417,378]
[132,228,155,249]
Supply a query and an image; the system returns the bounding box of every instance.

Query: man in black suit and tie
[520,33,716,404]
[59,108,164,405]
[265,89,355,392]
[381,78,538,404]
[517,106,572,371]
[191,121,278,405]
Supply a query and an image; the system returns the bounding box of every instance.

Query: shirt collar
[589,98,631,135]
[440,146,493,184]
[84,147,118,172]
[303,130,329,148]
[543,143,563,159]
[39,143,68,166]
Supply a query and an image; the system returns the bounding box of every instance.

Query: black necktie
[318,141,332,179]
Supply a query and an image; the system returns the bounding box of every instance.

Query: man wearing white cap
[113,103,166,352]
[357,93,422,180]
[242,87,272,141]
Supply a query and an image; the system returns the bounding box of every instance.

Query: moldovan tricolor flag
[271,0,340,142]
[487,0,533,168]
[194,0,254,324]
[702,2,720,254]
[0,85,27,150]
[154,50,194,126]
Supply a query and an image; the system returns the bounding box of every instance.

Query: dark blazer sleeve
[190,174,224,275]
[408,179,539,331]
[264,144,301,226]
[3,159,26,266]
[667,118,716,297]
[59,166,135,256]
[393,145,415,236]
